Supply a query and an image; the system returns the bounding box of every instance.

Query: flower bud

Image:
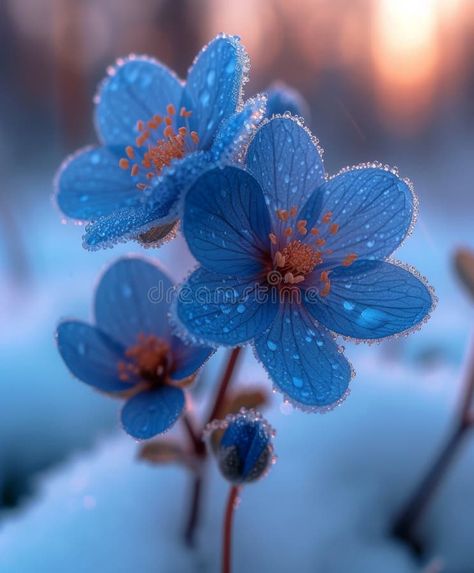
[208,409,275,484]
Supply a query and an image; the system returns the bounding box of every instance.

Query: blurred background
[1,0,474,571]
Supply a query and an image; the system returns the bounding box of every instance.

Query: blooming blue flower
[175,116,435,411]
[56,257,213,439]
[264,81,309,120]
[206,410,274,484]
[55,34,265,250]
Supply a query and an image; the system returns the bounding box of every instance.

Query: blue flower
[175,116,435,411]
[56,257,213,439]
[55,34,265,250]
[264,81,309,120]
[207,410,274,484]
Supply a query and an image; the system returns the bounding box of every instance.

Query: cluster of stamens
[118,104,199,190]
[269,208,358,297]
[118,333,170,384]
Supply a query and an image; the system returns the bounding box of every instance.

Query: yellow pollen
[117,334,170,384]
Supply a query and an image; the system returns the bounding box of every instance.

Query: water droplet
[292,376,303,388]
[236,304,246,314]
[206,69,216,86]
[267,340,278,351]
[343,300,355,311]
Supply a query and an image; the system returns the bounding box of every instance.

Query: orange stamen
[342,253,358,267]
[322,212,333,223]
[166,104,176,115]
[119,158,129,170]
[330,223,339,235]
[131,164,139,177]
[126,146,135,159]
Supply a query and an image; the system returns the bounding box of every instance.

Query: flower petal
[55,146,139,221]
[182,34,248,149]
[245,117,325,220]
[301,167,415,261]
[83,150,211,250]
[265,82,309,119]
[169,336,214,382]
[254,304,351,409]
[211,95,266,164]
[121,386,185,439]
[95,57,182,146]
[94,257,173,347]
[56,320,134,393]
[183,166,271,276]
[304,260,433,340]
[175,267,278,346]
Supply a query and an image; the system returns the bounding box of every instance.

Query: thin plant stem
[392,337,474,552]
[207,348,243,423]
[183,347,243,547]
[222,485,240,573]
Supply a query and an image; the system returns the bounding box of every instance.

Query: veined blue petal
[304,260,433,340]
[302,167,415,261]
[121,386,185,439]
[176,267,278,346]
[245,117,325,221]
[56,321,134,393]
[254,304,351,409]
[55,146,139,221]
[265,82,309,120]
[95,257,173,347]
[182,35,248,149]
[169,336,214,382]
[95,56,182,146]
[183,166,271,276]
[83,150,211,250]
[211,95,266,164]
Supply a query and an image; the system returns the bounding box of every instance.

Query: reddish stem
[392,337,474,552]
[183,347,243,547]
[222,486,240,573]
[207,348,242,423]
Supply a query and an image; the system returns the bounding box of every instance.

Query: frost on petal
[304,260,434,340]
[95,57,182,146]
[121,386,185,439]
[94,257,173,347]
[83,151,211,251]
[175,267,278,347]
[265,82,309,120]
[55,146,139,221]
[57,321,135,393]
[301,167,415,262]
[181,34,248,149]
[183,166,271,277]
[211,95,267,165]
[245,117,324,221]
[254,304,351,409]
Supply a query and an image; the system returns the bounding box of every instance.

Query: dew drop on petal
[267,340,278,351]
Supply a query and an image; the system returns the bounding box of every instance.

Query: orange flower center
[118,104,200,191]
[118,333,170,385]
[268,207,358,297]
